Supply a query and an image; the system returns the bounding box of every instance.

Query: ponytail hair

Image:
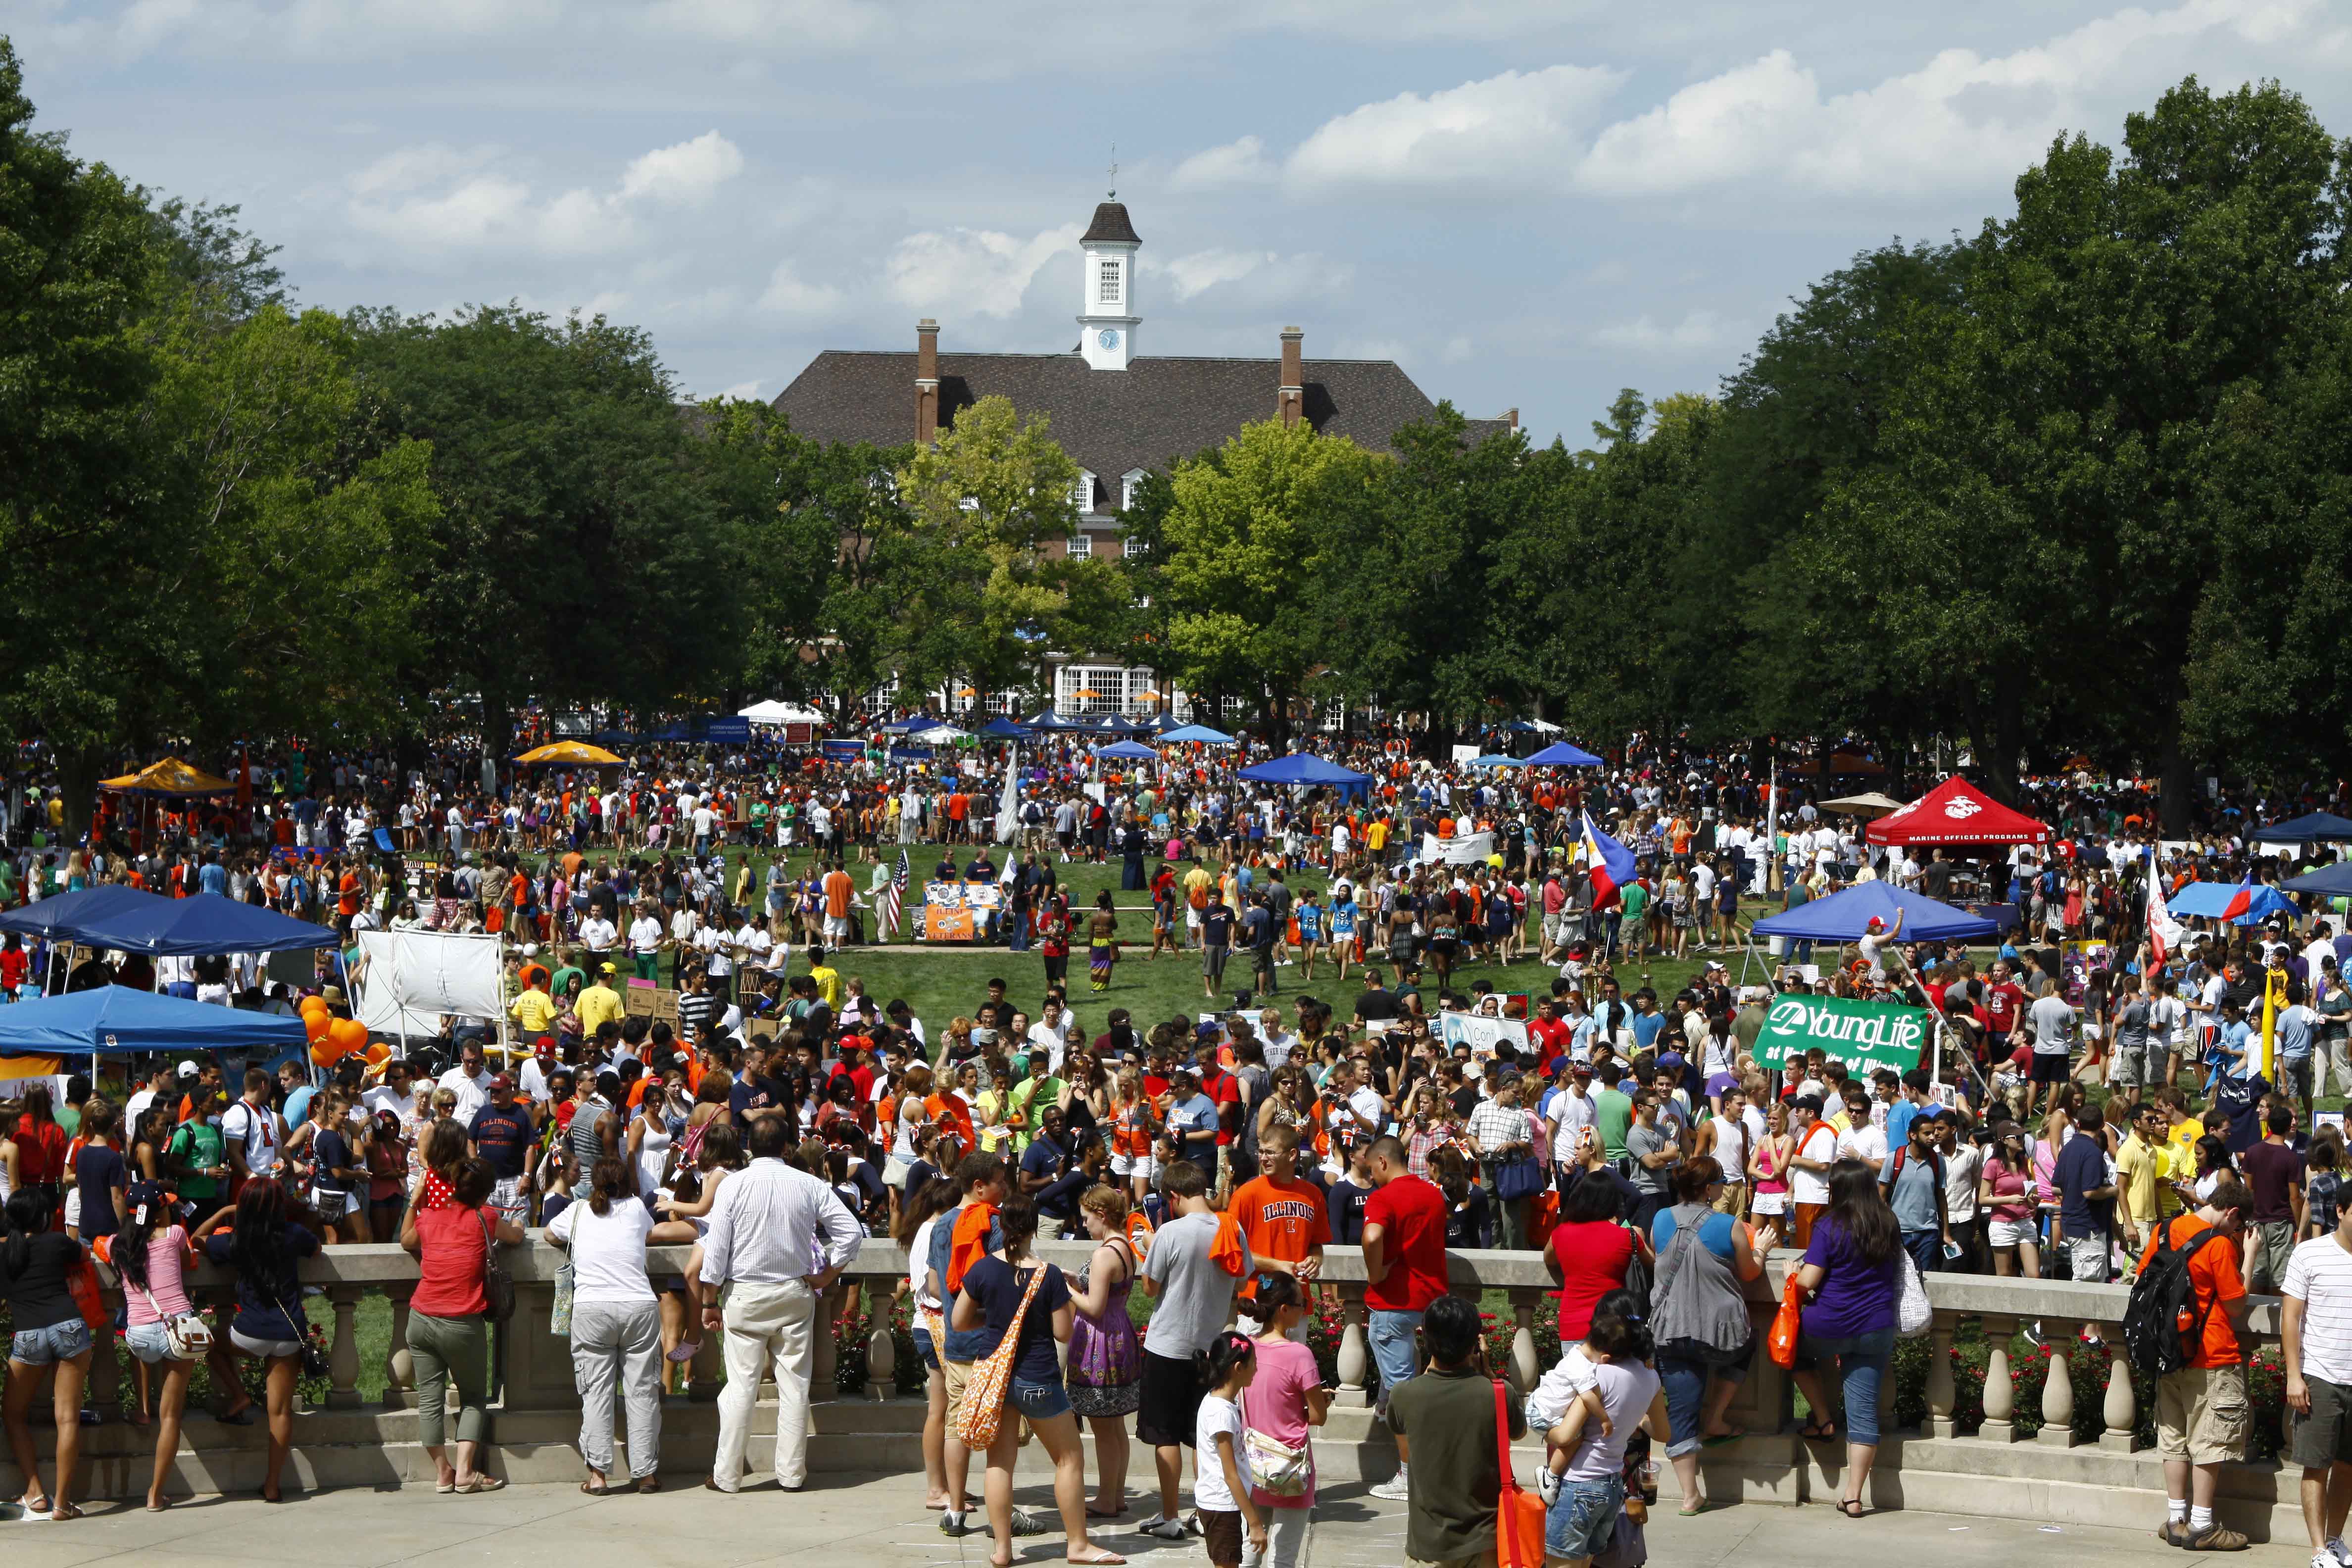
[2,1186,50,1276]
[587,1157,632,1217]
[1587,1286,1654,1365]
[1195,1328,1257,1389]
[1251,1272,1303,1319]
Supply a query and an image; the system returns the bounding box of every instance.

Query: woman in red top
[400,1157,523,1493]
[12,1084,70,1202]
[1544,1172,1650,1341]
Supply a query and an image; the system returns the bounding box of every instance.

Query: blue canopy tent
[1239,755,1374,790]
[0,987,309,1055]
[877,717,927,734]
[1097,739,1159,761]
[1021,710,1087,732]
[1159,724,1235,744]
[1525,741,1604,766]
[0,886,337,956]
[2284,863,2352,898]
[976,716,1031,739]
[1749,882,2000,946]
[2253,812,2352,843]
[1467,754,1523,768]
[1094,713,1150,734]
[2165,882,2299,925]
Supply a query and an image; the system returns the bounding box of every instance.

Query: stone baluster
[689,1323,725,1402]
[383,1283,416,1406]
[866,1317,896,1402]
[810,1283,841,1404]
[1509,1291,1540,1397]
[89,1317,123,1421]
[2036,1323,2076,1446]
[1334,1284,1371,1408]
[1979,1316,2016,1440]
[327,1286,364,1409]
[1924,1315,1959,1436]
[2101,1335,2137,1451]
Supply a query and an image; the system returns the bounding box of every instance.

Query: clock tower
[1077,196,1139,371]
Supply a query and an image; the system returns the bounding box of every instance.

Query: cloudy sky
[8,0,2349,443]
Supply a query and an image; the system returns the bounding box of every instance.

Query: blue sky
[8,0,2349,444]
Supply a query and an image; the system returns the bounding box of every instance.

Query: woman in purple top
[1790,1159,1902,1518]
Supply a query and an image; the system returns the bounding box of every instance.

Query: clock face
[1098,329,1119,349]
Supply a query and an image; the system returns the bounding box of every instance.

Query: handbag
[1492,1378,1549,1568]
[479,1208,516,1323]
[957,1260,1049,1449]
[1593,1508,1648,1568]
[1243,1426,1312,1498]
[1766,1272,1806,1370]
[1895,1252,1933,1338]
[66,1258,108,1333]
[129,1277,217,1361]
[267,1285,333,1378]
[1496,1154,1549,1203]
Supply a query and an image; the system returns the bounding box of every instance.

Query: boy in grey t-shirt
[1133,1160,1253,1540]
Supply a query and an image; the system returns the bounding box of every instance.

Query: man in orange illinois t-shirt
[821,858,856,946]
[2137,1173,2254,1550]
[1229,1124,1329,1337]
[1361,1132,1450,1500]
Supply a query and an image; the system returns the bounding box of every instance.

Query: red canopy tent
[1865,776,2051,846]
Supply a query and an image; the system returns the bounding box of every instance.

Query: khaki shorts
[943,1358,974,1428]
[2156,1364,2248,1464]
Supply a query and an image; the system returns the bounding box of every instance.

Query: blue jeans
[1798,1328,1895,1445]
[1367,1309,1423,1410]
[1903,1228,1944,1277]
[1546,1472,1625,1562]
[1656,1338,1752,1459]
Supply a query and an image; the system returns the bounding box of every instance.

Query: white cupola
[1077,198,1140,371]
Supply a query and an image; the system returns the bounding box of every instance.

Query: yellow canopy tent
[514,741,623,767]
[100,758,237,795]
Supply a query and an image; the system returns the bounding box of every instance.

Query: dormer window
[1121,469,1147,509]
[1098,260,1121,305]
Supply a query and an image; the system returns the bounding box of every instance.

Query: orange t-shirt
[2136,1214,2245,1368]
[946,1201,999,1296]
[823,870,855,919]
[337,872,360,918]
[1228,1174,1330,1299]
[927,1091,976,1157]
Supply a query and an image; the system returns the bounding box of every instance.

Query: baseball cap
[490,1074,514,1092]
[534,1035,557,1058]
[176,1059,200,1079]
[1865,917,1885,933]
[599,962,618,974]
[1570,1060,1594,1076]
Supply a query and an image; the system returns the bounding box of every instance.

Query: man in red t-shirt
[1982,959,2028,1041]
[1526,1001,1572,1074]
[1361,1134,1449,1501]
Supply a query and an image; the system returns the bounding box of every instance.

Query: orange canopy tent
[100,758,237,796]
[514,741,623,767]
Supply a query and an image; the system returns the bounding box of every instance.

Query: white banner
[1450,744,1481,763]
[1418,831,1495,866]
[353,929,506,1041]
[1437,1012,1530,1056]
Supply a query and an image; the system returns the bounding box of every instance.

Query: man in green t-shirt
[1591,1074,1635,1162]
[1617,876,1650,959]
[169,1084,229,1205]
[1006,1049,1065,1154]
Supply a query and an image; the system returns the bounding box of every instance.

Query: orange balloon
[304,1011,332,1042]
[333,1019,369,1053]
[310,1041,337,1067]
[364,1041,392,1068]
[299,993,328,1015]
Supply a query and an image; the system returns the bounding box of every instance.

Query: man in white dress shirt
[700,1116,864,1491]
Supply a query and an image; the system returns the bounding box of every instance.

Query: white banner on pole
[1437,1012,1530,1055]
[1418,832,1495,866]
[353,930,506,1040]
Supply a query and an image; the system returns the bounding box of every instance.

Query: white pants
[713,1277,816,1489]
[571,1299,663,1478]
[1243,1509,1312,1568]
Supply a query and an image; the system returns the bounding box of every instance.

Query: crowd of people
[2,730,2351,1559]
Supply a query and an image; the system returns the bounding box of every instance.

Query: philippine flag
[2145,848,2180,968]
[1579,811,1638,905]
[2221,875,2254,923]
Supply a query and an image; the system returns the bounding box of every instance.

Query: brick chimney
[915,318,940,445]
[1503,408,1519,431]
[1277,326,1303,428]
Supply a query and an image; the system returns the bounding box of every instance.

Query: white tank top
[636,1121,673,1197]
[1709,1115,1748,1181]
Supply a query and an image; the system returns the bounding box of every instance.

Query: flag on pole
[2145,847,2179,969]
[1577,811,1637,905]
[994,746,1021,843]
[879,848,909,940]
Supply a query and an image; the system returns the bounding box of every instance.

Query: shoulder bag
[128,1274,217,1361]
[957,1261,1049,1450]
[1492,1377,1548,1568]
[479,1207,516,1323]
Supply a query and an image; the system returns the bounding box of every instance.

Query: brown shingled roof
[1080,202,1141,245]
[770,350,1504,487]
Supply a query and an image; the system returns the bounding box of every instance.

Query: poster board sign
[1451,744,1481,764]
[352,929,505,1038]
[2059,939,2111,1006]
[1419,832,1495,866]
[1437,1012,1531,1056]
[625,979,658,1016]
[923,882,1001,942]
[1754,994,1928,1076]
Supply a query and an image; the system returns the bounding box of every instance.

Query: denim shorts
[124,1320,185,1365]
[1546,1472,1626,1562]
[911,1324,941,1373]
[1368,1309,1423,1405]
[10,1318,92,1366]
[1009,1375,1072,1420]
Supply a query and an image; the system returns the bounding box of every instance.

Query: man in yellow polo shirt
[509,971,559,1036]
[576,962,627,1037]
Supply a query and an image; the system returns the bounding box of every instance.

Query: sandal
[1798,1420,1837,1441]
[580,1480,609,1498]
[19,1494,52,1516]
[1066,1554,1127,1566]
[1678,1500,1715,1518]
[636,1477,661,1495]
[49,1503,82,1522]
[1085,1504,1126,1519]
[1838,1498,1868,1519]
[453,1476,507,1495]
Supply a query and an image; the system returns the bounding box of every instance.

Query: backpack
[2123,1219,2225,1378]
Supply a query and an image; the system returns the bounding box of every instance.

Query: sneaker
[1537,1469,1562,1507]
[2184,1523,2248,1551]
[1369,1475,1412,1502]
[938,1512,971,1538]
[1139,1517,1189,1541]
[2325,1539,2350,1565]
[2156,1522,2188,1549]
[2317,1552,2342,1568]
[1008,1508,1049,1538]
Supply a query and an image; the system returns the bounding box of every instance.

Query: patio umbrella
[514,741,623,766]
[1820,791,1906,816]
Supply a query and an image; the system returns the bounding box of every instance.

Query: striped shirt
[2285,1235,2352,1385]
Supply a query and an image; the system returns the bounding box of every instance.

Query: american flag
[879,848,909,939]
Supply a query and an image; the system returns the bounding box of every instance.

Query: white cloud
[756,261,843,319]
[1284,65,1625,193]
[1169,135,1277,192]
[716,378,765,401]
[617,130,745,205]
[884,224,1081,320]
[1589,310,1730,352]
[1198,0,2336,202]
[1155,248,1274,301]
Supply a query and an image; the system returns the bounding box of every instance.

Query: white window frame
[1066,533,1092,560]
[1120,468,1147,509]
[1098,259,1121,305]
[1072,470,1097,514]
[1123,533,1146,560]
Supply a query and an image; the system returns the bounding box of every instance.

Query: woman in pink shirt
[115,1181,198,1511]
[1241,1275,1329,1568]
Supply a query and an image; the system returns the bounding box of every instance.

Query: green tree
[1158,417,1383,748]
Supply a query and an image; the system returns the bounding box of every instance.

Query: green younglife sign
[1755,994,1928,1076]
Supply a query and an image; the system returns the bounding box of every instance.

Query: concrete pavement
[0,1468,2306,1568]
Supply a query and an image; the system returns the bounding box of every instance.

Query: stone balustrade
[0,1235,2301,1540]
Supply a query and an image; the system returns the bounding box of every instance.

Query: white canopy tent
[737,699,827,727]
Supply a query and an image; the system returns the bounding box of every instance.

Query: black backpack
[2123,1219,2224,1377]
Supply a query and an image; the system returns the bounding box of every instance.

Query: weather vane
[1109,145,1117,199]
